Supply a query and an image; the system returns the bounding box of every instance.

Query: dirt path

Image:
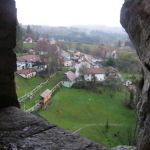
[72,123,123,134]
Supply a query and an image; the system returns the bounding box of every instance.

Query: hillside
[23,25,129,45]
[39,88,136,148]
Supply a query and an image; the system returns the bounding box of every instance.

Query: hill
[39,88,136,147]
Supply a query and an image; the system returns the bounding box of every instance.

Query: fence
[18,73,56,103]
[26,81,62,112]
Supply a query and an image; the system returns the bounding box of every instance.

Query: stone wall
[121,0,150,150]
[0,0,20,108]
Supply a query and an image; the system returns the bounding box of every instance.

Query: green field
[39,88,136,147]
[15,74,47,97]
[23,43,36,50]
[16,71,64,110]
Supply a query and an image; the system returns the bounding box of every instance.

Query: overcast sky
[15,0,124,27]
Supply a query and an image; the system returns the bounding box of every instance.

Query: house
[106,67,118,77]
[64,60,73,67]
[74,51,81,58]
[17,55,41,70]
[17,70,36,79]
[84,67,105,81]
[62,50,71,61]
[124,80,132,86]
[91,58,103,65]
[24,37,33,43]
[40,89,52,109]
[17,61,26,70]
[62,71,77,88]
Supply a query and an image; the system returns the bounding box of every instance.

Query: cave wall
[121,0,150,150]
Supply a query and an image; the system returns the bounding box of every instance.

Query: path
[72,123,123,134]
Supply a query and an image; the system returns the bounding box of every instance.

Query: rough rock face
[121,0,150,150]
[0,107,109,150]
[0,0,20,108]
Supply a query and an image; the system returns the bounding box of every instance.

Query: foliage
[35,40,62,75]
[79,64,88,80]
[90,45,108,59]
[29,25,128,45]
[103,76,123,92]
[104,57,116,67]
[116,52,141,74]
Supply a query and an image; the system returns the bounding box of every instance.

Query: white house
[24,37,33,43]
[17,70,36,79]
[84,67,105,81]
[62,71,77,88]
[106,67,118,77]
[17,55,41,70]
[17,61,26,70]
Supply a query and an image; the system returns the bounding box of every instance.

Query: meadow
[39,88,136,147]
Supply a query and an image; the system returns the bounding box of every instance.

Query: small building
[17,61,26,70]
[24,37,33,43]
[17,70,36,79]
[74,51,81,58]
[124,80,132,86]
[17,55,41,70]
[84,67,105,81]
[106,67,118,77]
[64,60,73,67]
[62,71,77,88]
[40,89,52,109]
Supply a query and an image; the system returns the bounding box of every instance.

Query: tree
[91,45,113,60]
[36,39,62,75]
[79,64,88,80]
[104,57,116,67]
[116,52,141,74]
[26,25,33,38]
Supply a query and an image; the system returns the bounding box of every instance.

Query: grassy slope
[39,88,136,147]
[16,71,64,110]
[15,74,46,97]
[23,43,36,50]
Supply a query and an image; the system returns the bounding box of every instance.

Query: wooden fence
[26,81,62,112]
[18,73,56,103]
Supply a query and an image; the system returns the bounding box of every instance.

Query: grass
[39,88,136,147]
[121,72,142,81]
[16,71,65,110]
[15,74,47,97]
[23,43,36,50]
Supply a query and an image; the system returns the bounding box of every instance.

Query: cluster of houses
[62,50,119,88]
[16,54,47,79]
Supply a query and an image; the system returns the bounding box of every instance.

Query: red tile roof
[17,55,41,63]
[87,67,105,74]
[65,71,76,81]
[17,70,35,75]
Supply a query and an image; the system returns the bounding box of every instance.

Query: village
[16,36,137,113]
[14,24,140,147]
